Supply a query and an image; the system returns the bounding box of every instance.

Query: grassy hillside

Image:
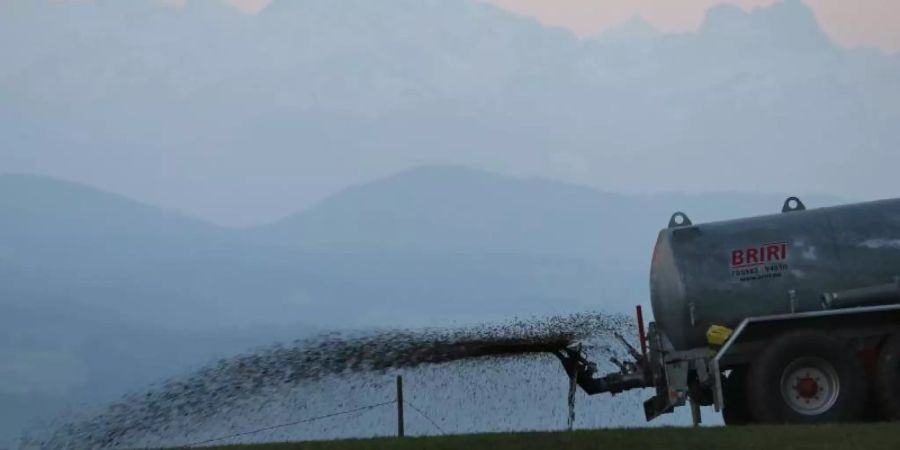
[176,424,900,450]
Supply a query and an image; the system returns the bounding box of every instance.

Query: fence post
[396,375,405,438]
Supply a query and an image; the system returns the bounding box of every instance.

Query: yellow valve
[706,325,733,346]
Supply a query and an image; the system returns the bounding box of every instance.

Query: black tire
[875,333,900,420]
[722,367,753,425]
[747,330,867,424]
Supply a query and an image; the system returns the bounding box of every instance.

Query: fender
[710,303,900,411]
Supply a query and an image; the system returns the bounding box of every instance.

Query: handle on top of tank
[668,212,692,228]
[782,196,806,213]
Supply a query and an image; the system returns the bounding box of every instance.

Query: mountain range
[1,0,896,225]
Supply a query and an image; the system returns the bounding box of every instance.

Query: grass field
[176,424,900,450]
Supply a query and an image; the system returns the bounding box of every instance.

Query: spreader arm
[554,345,650,395]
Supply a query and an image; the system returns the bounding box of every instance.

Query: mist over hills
[0,166,847,445]
[0,165,849,446]
[0,164,852,330]
[1,0,896,225]
[3,165,845,326]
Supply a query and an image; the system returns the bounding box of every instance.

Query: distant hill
[0,173,240,329]
[2,167,846,330]
[4,166,844,334]
[0,173,216,238]
[253,165,844,267]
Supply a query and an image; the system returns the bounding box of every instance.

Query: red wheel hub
[796,377,819,398]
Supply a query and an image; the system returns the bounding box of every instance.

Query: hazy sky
[218,0,900,53]
[483,0,900,52]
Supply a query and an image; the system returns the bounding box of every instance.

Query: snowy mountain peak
[700,0,830,52]
[596,15,659,43]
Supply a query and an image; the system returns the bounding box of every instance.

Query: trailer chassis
[556,303,900,424]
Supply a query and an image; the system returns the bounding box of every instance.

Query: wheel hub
[779,357,840,416]
[796,376,819,399]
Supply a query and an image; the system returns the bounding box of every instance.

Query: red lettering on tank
[746,248,759,264]
[732,250,744,267]
[766,245,780,261]
[730,242,789,268]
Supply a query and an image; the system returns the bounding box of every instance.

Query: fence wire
[182,370,567,448]
[185,400,395,448]
[404,400,446,435]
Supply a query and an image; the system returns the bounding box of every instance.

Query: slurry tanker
[556,197,900,424]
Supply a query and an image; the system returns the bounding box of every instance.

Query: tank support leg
[690,398,702,426]
[567,367,577,430]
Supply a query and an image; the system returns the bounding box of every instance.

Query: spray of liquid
[38,312,630,449]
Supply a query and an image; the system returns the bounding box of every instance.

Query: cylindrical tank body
[650,198,900,351]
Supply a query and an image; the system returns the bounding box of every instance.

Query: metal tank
[650,197,900,351]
